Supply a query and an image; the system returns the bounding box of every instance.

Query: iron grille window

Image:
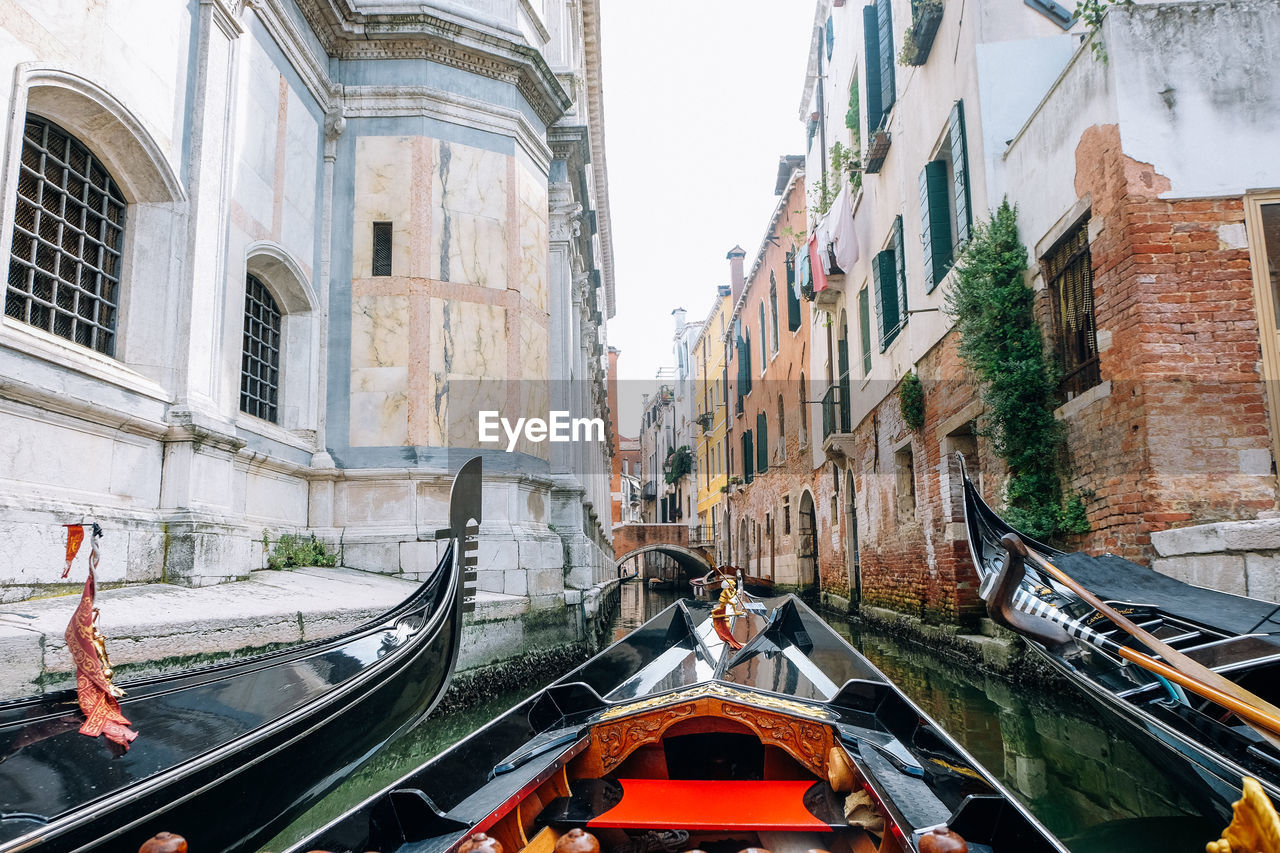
[7,115,125,355]
[1044,221,1100,400]
[240,274,282,423]
[372,222,392,276]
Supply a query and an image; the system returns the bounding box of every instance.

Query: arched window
[7,115,125,355]
[240,274,282,422]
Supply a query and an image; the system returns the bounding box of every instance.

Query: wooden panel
[579,697,833,780]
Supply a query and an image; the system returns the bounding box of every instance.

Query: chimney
[727,245,746,303]
[671,307,687,335]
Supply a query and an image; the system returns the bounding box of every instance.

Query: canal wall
[852,603,1058,683]
[0,567,623,699]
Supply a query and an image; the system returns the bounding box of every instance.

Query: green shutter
[744,333,752,395]
[949,100,972,246]
[872,250,886,348]
[757,412,768,473]
[920,160,953,292]
[877,0,896,116]
[893,215,908,321]
[863,5,883,131]
[875,249,898,351]
[858,287,873,375]
[786,254,801,331]
[743,430,754,483]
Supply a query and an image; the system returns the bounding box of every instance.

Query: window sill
[0,317,172,403]
[234,413,318,453]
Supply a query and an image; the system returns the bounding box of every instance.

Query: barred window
[1044,221,1100,400]
[240,274,282,422]
[7,115,125,355]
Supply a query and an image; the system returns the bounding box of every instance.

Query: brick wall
[849,332,992,623]
[1061,124,1277,562]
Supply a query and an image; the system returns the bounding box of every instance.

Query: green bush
[899,371,925,430]
[946,200,1089,540]
[265,532,339,570]
[664,445,693,485]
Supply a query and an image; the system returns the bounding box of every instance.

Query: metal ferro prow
[448,456,483,614]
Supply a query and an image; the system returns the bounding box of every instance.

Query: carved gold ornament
[1207,777,1280,853]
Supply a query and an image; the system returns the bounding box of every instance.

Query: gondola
[691,567,775,597]
[285,590,1068,853]
[0,457,484,853]
[961,457,1280,821]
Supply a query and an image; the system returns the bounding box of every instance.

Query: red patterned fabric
[61,524,84,578]
[63,525,137,749]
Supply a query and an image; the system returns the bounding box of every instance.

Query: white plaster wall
[1108,2,1280,199]
[808,0,1077,429]
[1000,36,1118,253]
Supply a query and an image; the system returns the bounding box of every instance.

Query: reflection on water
[265,581,683,852]
[267,585,1222,853]
[835,622,1220,853]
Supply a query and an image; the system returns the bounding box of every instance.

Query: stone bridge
[613,523,714,577]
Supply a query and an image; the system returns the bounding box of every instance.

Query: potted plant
[899,0,943,66]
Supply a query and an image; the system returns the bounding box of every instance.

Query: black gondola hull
[960,460,1280,820]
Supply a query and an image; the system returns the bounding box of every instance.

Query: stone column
[158,0,247,585]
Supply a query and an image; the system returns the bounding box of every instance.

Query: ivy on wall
[946,200,1090,539]
[899,371,925,430]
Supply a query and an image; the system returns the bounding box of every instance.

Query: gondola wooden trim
[579,697,835,778]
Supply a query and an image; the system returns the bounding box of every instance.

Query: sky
[599,2,818,432]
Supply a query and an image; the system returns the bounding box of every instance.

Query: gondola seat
[537,778,848,832]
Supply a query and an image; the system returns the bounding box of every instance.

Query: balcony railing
[821,383,851,440]
[689,524,716,548]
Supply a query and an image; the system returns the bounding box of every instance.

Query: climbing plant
[899,371,925,431]
[1076,0,1134,62]
[809,141,858,216]
[664,445,693,485]
[945,200,1089,539]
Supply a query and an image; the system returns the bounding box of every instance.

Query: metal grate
[372,222,392,276]
[240,274,281,423]
[6,115,125,355]
[1044,221,1100,400]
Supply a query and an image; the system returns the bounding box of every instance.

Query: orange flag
[63,524,137,749]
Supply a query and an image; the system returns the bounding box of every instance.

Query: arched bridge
[613,523,715,578]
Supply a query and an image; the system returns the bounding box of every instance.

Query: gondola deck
[286,595,1068,853]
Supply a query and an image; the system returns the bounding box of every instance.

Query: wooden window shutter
[893,214,908,321]
[919,160,953,292]
[858,286,873,375]
[863,5,883,131]
[786,253,802,331]
[877,0,896,116]
[874,249,898,351]
[949,100,972,246]
[757,412,768,473]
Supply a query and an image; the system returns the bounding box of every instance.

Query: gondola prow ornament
[62,523,137,749]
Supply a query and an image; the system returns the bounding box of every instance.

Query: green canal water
[265,583,1220,852]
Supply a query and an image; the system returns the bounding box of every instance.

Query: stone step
[0,566,526,699]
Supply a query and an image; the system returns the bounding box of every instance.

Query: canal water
[265,582,1220,852]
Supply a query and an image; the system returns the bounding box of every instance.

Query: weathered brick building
[800,0,1280,621]
[722,161,850,593]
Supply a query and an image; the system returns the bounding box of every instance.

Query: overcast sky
[599,2,817,433]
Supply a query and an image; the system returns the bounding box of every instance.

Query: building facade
[691,284,732,563]
[722,162,837,592]
[799,0,1280,620]
[0,0,615,603]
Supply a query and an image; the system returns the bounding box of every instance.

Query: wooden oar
[1006,534,1280,746]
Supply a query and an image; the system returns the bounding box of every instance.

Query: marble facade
[0,0,616,609]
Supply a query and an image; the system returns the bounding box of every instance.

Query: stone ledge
[1151,518,1280,603]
